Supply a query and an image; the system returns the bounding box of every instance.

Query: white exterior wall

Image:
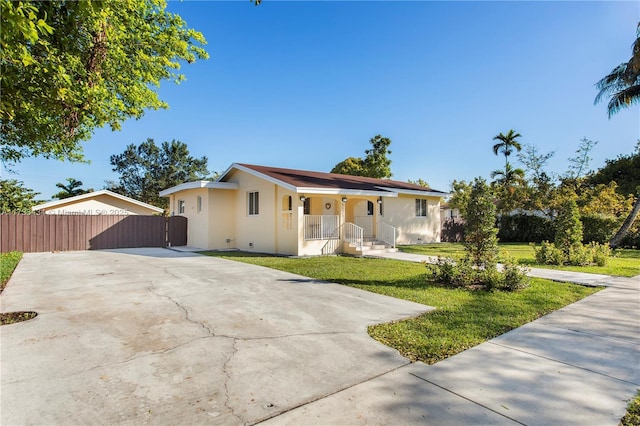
[226,170,277,253]
[42,195,159,215]
[169,188,209,249]
[380,194,441,244]
[209,190,237,250]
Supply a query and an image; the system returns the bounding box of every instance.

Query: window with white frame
[197,196,202,213]
[415,199,427,217]
[178,199,186,214]
[248,191,259,216]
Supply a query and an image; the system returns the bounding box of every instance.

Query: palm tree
[492,129,523,168]
[595,23,640,117]
[491,163,525,193]
[52,178,91,199]
[596,22,640,247]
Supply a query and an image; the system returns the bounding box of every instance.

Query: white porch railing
[355,216,374,238]
[344,222,363,250]
[304,215,339,240]
[376,222,396,248]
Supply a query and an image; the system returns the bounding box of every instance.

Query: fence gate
[167,216,187,247]
[1,214,189,253]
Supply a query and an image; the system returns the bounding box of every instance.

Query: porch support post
[339,196,346,241]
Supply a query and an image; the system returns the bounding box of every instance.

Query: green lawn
[1,252,22,293]
[202,251,599,364]
[400,243,640,277]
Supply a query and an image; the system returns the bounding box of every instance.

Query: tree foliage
[330,157,365,176]
[331,135,392,178]
[108,139,209,209]
[52,177,91,199]
[588,141,640,197]
[407,178,430,188]
[595,22,640,117]
[0,0,208,164]
[0,179,41,213]
[463,178,499,269]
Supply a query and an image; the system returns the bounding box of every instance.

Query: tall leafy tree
[52,178,91,199]
[109,139,209,209]
[492,129,522,168]
[0,179,41,213]
[362,135,393,178]
[331,135,392,178]
[0,0,208,164]
[594,22,640,246]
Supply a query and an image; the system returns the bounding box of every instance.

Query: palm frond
[606,84,640,117]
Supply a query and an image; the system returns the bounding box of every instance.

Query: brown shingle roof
[233,163,447,195]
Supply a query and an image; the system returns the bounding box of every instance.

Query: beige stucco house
[32,190,164,216]
[159,163,448,256]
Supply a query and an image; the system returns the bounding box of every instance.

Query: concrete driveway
[1,248,431,425]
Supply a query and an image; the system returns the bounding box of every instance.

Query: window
[303,198,310,215]
[415,199,427,217]
[197,196,202,213]
[282,195,292,211]
[248,191,259,216]
[367,201,374,216]
[178,199,185,214]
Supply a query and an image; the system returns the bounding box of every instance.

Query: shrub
[533,240,610,266]
[500,262,530,291]
[568,244,592,266]
[534,241,565,265]
[590,242,611,266]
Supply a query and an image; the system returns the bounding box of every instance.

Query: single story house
[159,163,449,256]
[32,190,164,216]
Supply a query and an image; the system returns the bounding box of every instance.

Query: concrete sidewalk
[263,273,640,425]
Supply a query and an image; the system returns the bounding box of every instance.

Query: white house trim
[159,181,238,197]
[378,187,451,197]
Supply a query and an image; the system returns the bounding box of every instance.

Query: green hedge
[497,214,555,243]
[496,214,634,246]
[580,215,621,244]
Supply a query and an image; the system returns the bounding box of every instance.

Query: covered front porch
[298,194,397,255]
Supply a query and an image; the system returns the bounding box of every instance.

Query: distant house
[440,203,461,221]
[159,163,449,256]
[32,190,164,216]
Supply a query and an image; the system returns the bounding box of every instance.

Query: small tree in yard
[464,178,499,269]
[429,177,529,291]
[534,191,611,266]
[554,196,583,257]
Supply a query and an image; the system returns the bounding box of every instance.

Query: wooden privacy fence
[0,214,188,253]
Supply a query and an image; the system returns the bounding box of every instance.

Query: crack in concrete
[149,274,215,336]
[221,337,246,424]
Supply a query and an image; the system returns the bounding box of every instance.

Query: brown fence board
[0,214,185,253]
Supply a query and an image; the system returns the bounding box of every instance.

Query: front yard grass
[1,252,22,293]
[202,251,599,364]
[400,243,640,277]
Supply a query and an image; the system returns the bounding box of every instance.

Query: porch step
[342,241,397,256]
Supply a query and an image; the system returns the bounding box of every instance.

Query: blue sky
[5,1,639,200]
